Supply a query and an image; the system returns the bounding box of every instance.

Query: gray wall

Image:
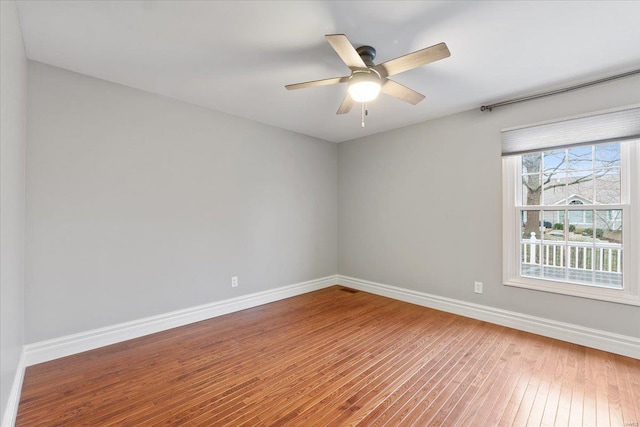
[0,0,27,419]
[26,62,338,343]
[19,33,640,356]
[339,73,640,338]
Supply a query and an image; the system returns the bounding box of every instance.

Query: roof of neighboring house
[552,194,598,206]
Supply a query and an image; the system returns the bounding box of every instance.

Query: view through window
[518,143,623,289]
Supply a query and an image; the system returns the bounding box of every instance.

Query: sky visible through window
[521,142,621,206]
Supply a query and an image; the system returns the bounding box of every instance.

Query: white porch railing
[521,232,622,273]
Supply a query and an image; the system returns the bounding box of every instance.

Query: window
[502,105,640,305]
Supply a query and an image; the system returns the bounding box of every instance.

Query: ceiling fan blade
[336,94,355,115]
[285,76,349,90]
[374,42,450,78]
[325,34,367,70]
[381,79,425,105]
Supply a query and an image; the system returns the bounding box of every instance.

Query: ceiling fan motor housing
[356,46,376,67]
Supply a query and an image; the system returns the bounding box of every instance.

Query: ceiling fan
[285,34,451,115]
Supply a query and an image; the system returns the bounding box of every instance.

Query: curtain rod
[480,68,640,112]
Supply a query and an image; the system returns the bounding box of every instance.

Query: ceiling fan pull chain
[360,102,370,128]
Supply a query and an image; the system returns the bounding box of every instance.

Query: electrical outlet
[474,281,483,294]
[231,276,238,288]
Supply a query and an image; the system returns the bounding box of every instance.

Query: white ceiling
[15,1,640,143]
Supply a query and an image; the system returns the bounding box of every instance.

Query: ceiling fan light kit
[285,34,450,125]
[348,69,382,102]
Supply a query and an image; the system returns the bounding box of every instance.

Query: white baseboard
[338,275,640,359]
[24,275,338,366]
[21,273,639,369]
[1,350,25,427]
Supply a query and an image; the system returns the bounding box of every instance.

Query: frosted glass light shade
[348,71,381,102]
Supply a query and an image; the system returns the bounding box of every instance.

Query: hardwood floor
[17,286,640,426]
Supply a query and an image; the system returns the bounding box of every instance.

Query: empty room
[2,1,640,426]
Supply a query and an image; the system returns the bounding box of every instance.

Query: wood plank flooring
[17,286,640,426]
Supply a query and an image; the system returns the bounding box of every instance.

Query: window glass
[517,144,625,290]
[594,143,621,169]
[595,170,621,204]
[568,146,592,171]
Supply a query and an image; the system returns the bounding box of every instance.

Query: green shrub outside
[582,228,605,238]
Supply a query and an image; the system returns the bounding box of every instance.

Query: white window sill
[504,275,640,306]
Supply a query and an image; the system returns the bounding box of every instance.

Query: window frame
[503,140,640,306]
